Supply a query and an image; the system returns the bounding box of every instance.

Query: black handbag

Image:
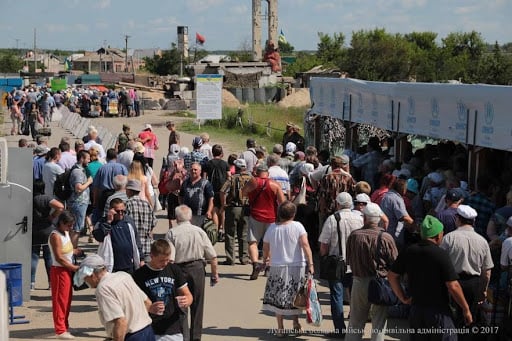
[367,231,399,306]
[319,212,346,281]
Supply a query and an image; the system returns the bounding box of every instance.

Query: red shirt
[248,177,278,223]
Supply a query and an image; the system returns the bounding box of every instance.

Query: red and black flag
[196,32,206,45]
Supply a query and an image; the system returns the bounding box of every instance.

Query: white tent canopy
[309,78,512,152]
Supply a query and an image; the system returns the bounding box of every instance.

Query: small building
[22,51,63,73]
[72,48,126,73]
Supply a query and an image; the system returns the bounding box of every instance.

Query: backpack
[208,160,227,192]
[164,159,186,193]
[54,165,78,201]
[201,218,218,246]
[226,173,252,206]
[158,158,172,195]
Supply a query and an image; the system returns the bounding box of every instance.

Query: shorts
[167,194,179,220]
[213,192,222,208]
[247,216,271,243]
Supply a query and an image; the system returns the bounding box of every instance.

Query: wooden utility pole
[124,34,131,72]
[33,28,37,72]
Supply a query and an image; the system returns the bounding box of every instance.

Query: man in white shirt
[267,154,290,199]
[74,254,155,340]
[319,192,363,338]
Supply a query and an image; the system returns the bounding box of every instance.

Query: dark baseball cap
[445,188,463,202]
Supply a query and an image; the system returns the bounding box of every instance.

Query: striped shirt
[268,165,290,195]
[346,226,398,278]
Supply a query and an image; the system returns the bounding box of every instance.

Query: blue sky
[1,0,511,52]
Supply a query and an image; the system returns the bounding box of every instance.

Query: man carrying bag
[346,202,398,341]
[318,192,363,338]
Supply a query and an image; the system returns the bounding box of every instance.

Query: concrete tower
[252,0,278,61]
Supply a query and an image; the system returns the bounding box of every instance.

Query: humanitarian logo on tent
[456,100,467,132]
[430,97,440,131]
[357,92,364,116]
[371,93,378,119]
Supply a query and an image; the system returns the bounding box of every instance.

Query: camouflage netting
[305,112,390,154]
[357,124,390,146]
[304,111,346,154]
[222,69,262,88]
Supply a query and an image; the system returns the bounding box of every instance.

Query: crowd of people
[24,113,512,340]
[4,85,142,137]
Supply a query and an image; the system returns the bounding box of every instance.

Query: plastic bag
[305,275,322,326]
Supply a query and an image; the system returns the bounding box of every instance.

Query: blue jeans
[31,244,52,283]
[329,279,346,333]
[70,201,88,232]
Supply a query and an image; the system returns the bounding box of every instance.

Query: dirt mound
[222,89,241,108]
[277,88,311,108]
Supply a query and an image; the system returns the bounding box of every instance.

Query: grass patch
[178,104,307,152]
[163,110,196,118]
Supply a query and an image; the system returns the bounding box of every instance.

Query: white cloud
[314,2,337,11]
[186,0,226,13]
[454,5,479,15]
[399,0,427,8]
[229,4,248,16]
[45,24,67,33]
[74,24,89,33]
[95,21,109,30]
[94,0,111,9]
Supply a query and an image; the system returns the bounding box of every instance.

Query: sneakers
[218,229,225,242]
[56,331,75,339]
[221,260,234,266]
[30,282,35,291]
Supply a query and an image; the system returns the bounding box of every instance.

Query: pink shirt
[138,131,159,159]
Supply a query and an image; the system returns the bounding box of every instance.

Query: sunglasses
[114,210,126,215]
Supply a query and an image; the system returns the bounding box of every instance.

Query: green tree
[502,42,512,53]
[283,51,320,77]
[0,52,23,72]
[142,44,182,75]
[278,40,294,54]
[316,32,345,68]
[405,31,439,82]
[438,31,486,82]
[346,28,413,81]
[480,42,512,85]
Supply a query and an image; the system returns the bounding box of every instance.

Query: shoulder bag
[367,231,399,306]
[319,212,347,281]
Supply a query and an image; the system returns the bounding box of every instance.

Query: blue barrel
[0,263,23,306]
